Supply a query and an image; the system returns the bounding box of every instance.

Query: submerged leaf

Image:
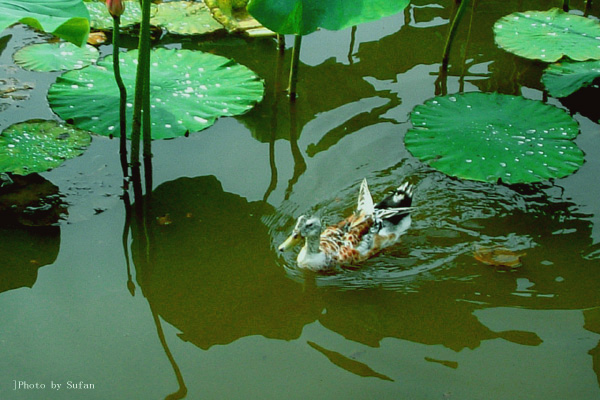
[0,120,91,175]
[542,60,600,97]
[13,42,98,72]
[247,0,410,35]
[48,48,264,139]
[493,8,600,62]
[405,92,583,184]
[474,245,525,268]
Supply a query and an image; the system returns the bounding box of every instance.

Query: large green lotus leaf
[150,1,223,35]
[0,0,90,46]
[493,8,600,62]
[86,0,149,30]
[13,42,98,72]
[0,120,91,175]
[48,48,264,139]
[247,0,410,35]
[405,92,583,184]
[542,60,600,97]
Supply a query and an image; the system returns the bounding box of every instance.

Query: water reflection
[130,175,314,349]
[272,166,600,309]
[584,307,600,387]
[122,172,599,360]
[0,225,59,294]
[0,174,62,294]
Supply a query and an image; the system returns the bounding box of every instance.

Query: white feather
[356,178,374,215]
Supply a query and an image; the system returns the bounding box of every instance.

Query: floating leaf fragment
[474,245,525,268]
[493,8,600,62]
[0,77,33,100]
[542,59,600,97]
[87,31,107,45]
[0,120,91,175]
[13,42,98,72]
[156,213,172,226]
[405,92,584,184]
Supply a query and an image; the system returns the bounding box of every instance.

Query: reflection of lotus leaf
[494,8,600,62]
[247,0,410,35]
[13,42,98,72]
[0,0,90,46]
[0,174,67,226]
[0,120,91,175]
[0,174,61,292]
[48,48,264,139]
[150,1,223,35]
[405,92,584,184]
[131,176,313,349]
[542,60,600,98]
[130,176,507,352]
[0,225,60,293]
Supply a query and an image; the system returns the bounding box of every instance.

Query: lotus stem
[441,0,469,70]
[563,0,570,11]
[112,15,128,182]
[584,0,592,15]
[288,34,302,101]
[130,0,152,169]
[277,34,285,54]
[348,26,357,65]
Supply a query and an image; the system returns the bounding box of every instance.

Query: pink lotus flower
[106,0,125,17]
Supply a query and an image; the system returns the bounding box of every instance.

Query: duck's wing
[356,178,374,216]
[351,178,375,228]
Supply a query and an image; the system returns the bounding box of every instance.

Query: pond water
[2,0,600,399]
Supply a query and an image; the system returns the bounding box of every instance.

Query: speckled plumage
[278,179,414,272]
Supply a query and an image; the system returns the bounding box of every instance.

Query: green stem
[130,0,152,168]
[112,15,128,182]
[584,0,592,16]
[563,0,570,12]
[142,36,152,167]
[288,34,302,101]
[441,0,469,70]
[277,33,285,54]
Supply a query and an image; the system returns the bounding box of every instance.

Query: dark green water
[1,1,600,399]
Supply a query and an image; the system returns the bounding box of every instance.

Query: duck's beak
[278,231,302,252]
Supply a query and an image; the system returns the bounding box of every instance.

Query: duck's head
[278,215,321,253]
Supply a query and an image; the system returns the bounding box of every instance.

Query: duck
[278,178,414,272]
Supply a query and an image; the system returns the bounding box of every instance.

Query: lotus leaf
[542,60,600,97]
[150,1,223,35]
[86,0,148,30]
[247,0,410,35]
[13,42,98,72]
[0,120,91,175]
[0,0,90,46]
[48,48,264,139]
[493,8,600,62]
[405,92,583,184]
